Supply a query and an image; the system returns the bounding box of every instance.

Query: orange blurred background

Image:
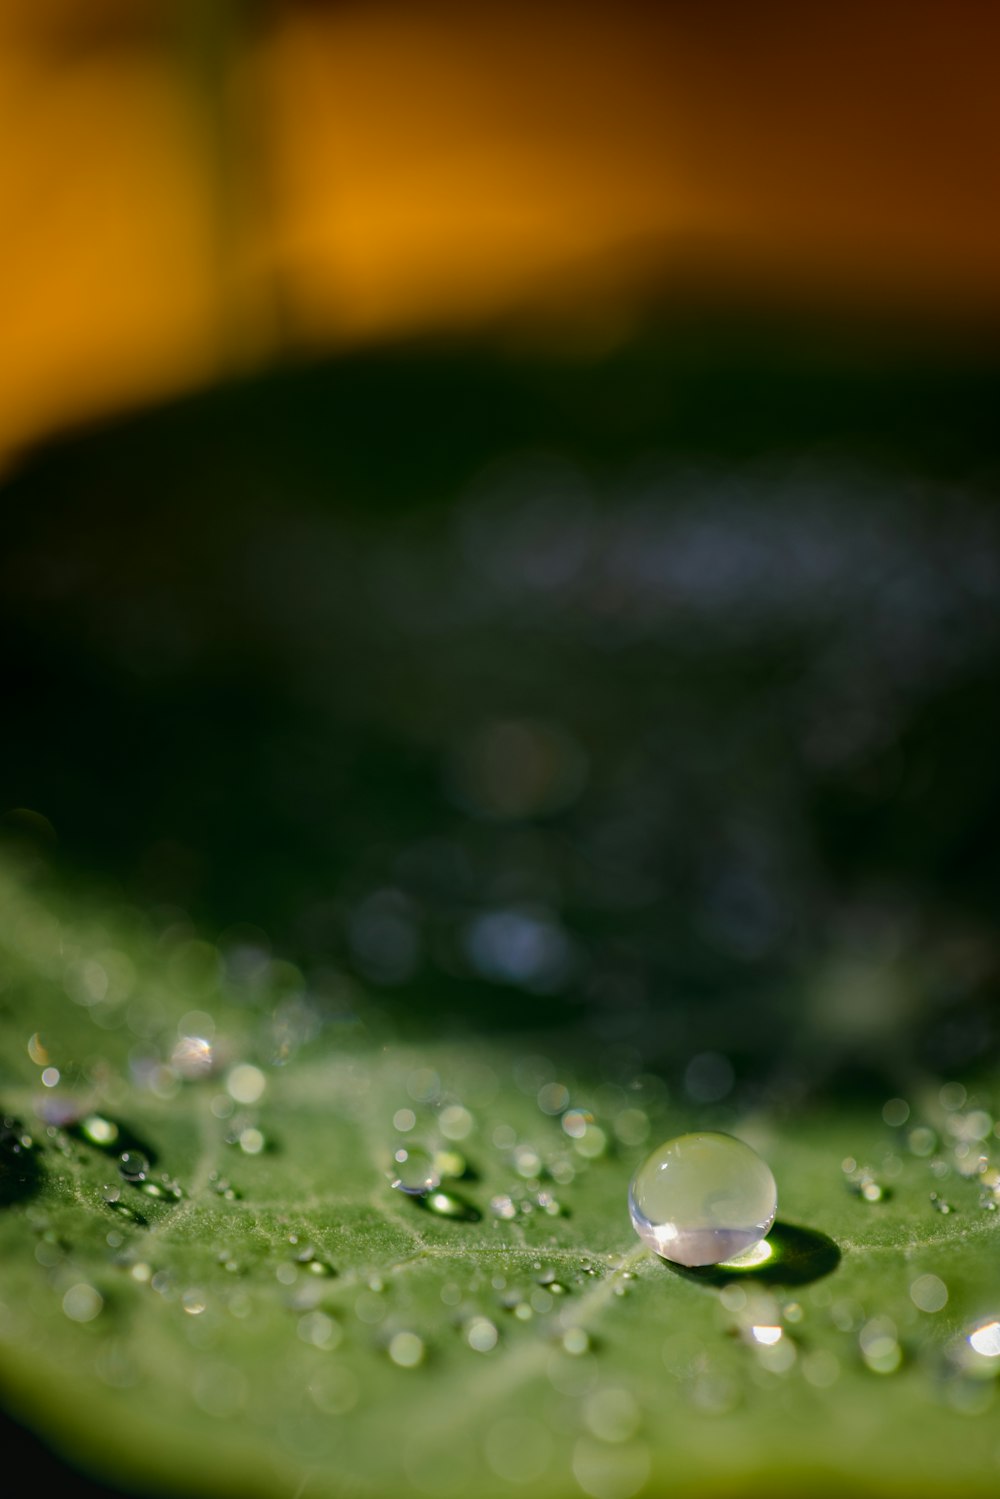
[2,0,999,466]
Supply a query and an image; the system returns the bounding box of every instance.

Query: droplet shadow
[415,1188,482,1223]
[664,1221,840,1288]
[0,1117,42,1208]
[70,1118,158,1166]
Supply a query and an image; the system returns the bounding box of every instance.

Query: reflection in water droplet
[629,1133,777,1267]
[118,1150,149,1183]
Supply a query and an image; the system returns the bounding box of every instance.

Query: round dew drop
[628,1132,777,1267]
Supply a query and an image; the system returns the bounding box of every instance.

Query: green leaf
[2,857,999,1499]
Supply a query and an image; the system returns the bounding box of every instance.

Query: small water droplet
[562,1327,590,1356]
[393,1108,416,1133]
[930,1193,954,1214]
[390,1145,440,1196]
[439,1105,473,1141]
[172,1036,215,1080]
[513,1144,542,1178]
[27,1033,50,1067]
[908,1126,937,1157]
[562,1109,592,1141]
[388,1330,425,1367]
[118,1150,149,1183]
[859,1316,902,1374]
[613,1109,650,1147]
[490,1193,518,1220]
[102,1183,121,1205]
[238,1127,265,1155]
[583,1388,641,1444]
[628,1132,777,1267]
[910,1274,948,1313]
[226,1064,266,1105]
[538,1082,570,1116]
[881,1098,910,1127]
[63,1283,103,1323]
[298,1310,342,1348]
[466,1317,499,1352]
[939,1081,967,1112]
[0,1116,34,1156]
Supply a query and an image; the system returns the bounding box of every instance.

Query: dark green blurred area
[3,323,999,1099]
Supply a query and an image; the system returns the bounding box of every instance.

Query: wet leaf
[1,859,999,1499]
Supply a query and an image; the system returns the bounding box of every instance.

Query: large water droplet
[628,1132,777,1267]
[390,1145,440,1196]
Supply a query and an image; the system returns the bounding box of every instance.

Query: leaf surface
[2,859,999,1499]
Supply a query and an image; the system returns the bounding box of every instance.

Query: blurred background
[3,0,1000,1109]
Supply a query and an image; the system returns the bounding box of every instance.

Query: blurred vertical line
[174,0,291,373]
